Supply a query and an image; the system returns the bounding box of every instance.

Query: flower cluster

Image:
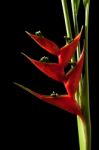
[15,28,84,120]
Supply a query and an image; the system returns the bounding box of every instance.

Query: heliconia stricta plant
[14,28,84,118]
[14,0,91,150]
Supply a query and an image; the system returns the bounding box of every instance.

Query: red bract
[14,82,83,118]
[25,31,60,56]
[64,48,84,96]
[15,29,84,120]
[59,28,83,66]
[25,27,83,67]
[21,52,65,82]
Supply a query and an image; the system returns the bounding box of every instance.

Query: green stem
[73,2,91,150]
[71,0,80,58]
[71,2,86,150]
[72,1,91,150]
[61,0,75,63]
[61,0,72,38]
[61,0,91,150]
[71,0,80,101]
[76,3,91,150]
[83,2,91,150]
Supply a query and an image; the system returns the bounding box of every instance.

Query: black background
[6,0,98,149]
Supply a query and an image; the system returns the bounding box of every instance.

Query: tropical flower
[15,29,84,120]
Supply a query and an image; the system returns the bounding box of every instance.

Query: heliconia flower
[64,48,84,96]
[15,28,85,121]
[14,82,83,119]
[21,52,65,82]
[25,27,83,67]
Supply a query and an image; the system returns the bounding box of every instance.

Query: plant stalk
[61,0,72,38]
[71,0,82,103]
[71,0,81,58]
[61,0,75,63]
[77,3,91,149]
[61,0,91,150]
[82,2,91,150]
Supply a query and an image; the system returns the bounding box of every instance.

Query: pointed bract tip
[13,82,23,88]
[25,31,31,36]
[80,47,84,59]
[81,25,84,33]
[78,25,83,38]
[77,25,83,38]
[21,52,32,61]
[21,52,27,57]
[13,81,17,86]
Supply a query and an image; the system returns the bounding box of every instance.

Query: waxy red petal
[14,82,83,118]
[21,52,65,82]
[64,48,84,96]
[58,28,83,66]
[25,31,60,56]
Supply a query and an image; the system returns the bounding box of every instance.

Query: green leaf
[83,0,89,7]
